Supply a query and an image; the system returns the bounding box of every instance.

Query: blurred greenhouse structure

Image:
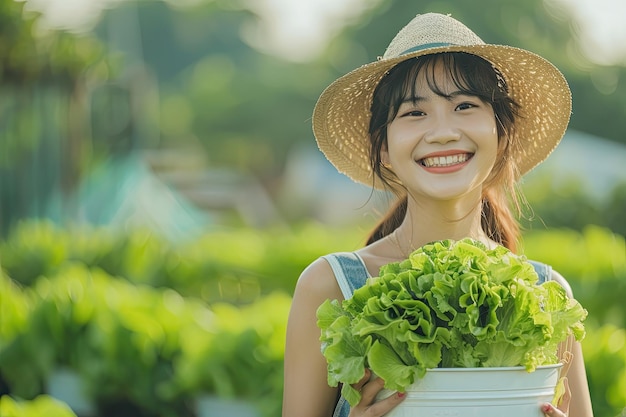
[1,1,625,417]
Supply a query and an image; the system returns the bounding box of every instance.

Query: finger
[557,377,571,415]
[541,402,567,417]
[365,390,406,416]
[351,368,372,392]
[360,375,386,403]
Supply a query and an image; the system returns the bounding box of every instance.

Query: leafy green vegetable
[316,239,587,406]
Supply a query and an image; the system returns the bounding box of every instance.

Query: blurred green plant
[0,260,287,417]
[0,220,363,303]
[0,0,109,84]
[78,268,203,417]
[0,395,77,417]
[0,271,37,396]
[0,264,201,415]
[582,324,626,417]
[521,171,626,236]
[173,292,290,417]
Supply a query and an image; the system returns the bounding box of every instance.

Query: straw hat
[312,13,571,188]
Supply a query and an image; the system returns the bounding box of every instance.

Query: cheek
[475,118,499,171]
[475,117,499,153]
[386,123,416,152]
[474,115,498,137]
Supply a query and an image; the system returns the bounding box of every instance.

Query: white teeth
[421,154,470,167]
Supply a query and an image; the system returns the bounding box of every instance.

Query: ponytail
[481,189,520,252]
[366,196,407,245]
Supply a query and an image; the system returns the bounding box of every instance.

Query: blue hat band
[400,42,454,56]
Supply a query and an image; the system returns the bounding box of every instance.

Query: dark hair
[366,52,522,250]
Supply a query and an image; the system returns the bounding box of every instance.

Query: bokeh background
[0,0,625,416]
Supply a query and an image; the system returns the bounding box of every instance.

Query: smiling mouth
[419,153,473,168]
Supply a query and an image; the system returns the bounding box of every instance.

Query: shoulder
[295,256,343,302]
[550,268,574,298]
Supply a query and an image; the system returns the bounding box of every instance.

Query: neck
[393,195,492,255]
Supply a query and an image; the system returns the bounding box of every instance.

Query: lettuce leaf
[317,299,372,387]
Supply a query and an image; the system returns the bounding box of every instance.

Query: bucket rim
[424,363,562,373]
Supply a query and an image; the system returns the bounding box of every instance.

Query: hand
[542,377,571,417]
[348,369,406,417]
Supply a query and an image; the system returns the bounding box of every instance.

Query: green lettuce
[316,238,587,406]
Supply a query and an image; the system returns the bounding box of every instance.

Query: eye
[400,109,425,118]
[455,102,478,111]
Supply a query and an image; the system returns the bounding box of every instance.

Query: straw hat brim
[313,44,572,190]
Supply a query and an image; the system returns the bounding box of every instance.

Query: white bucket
[376,364,562,417]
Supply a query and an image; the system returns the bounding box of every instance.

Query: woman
[283,13,593,417]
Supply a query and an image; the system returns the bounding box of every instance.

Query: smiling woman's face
[381,58,498,202]
[369,53,520,199]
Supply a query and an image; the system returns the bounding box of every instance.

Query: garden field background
[1,0,626,416]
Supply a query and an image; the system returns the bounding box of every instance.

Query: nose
[423,113,461,144]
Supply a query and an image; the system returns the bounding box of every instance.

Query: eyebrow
[400,90,471,104]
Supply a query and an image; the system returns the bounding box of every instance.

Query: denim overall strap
[322,252,370,300]
[528,260,552,283]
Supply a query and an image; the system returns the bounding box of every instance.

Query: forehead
[403,57,470,97]
[418,64,458,90]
